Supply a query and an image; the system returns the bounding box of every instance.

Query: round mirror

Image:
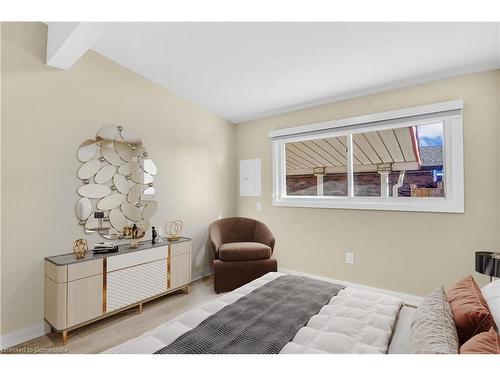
[77,139,98,162]
[109,207,127,232]
[113,174,131,194]
[77,126,157,239]
[115,137,133,162]
[139,158,157,175]
[121,130,142,146]
[97,193,125,211]
[75,197,92,221]
[94,164,116,184]
[77,159,101,180]
[128,184,142,204]
[78,184,111,199]
[96,125,118,143]
[101,144,123,166]
[121,202,142,221]
[142,201,157,220]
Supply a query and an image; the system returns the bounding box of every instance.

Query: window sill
[273,195,464,213]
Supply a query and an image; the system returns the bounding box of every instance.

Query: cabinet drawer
[106,259,167,312]
[68,259,103,281]
[45,261,67,283]
[171,241,191,256]
[107,246,168,272]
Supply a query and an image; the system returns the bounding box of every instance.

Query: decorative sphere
[73,238,88,259]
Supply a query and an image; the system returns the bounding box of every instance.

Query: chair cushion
[219,242,272,261]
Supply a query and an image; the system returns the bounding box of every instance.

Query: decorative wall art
[76,125,158,240]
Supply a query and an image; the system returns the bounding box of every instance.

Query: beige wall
[237,70,500,297]
[1,23,236,336]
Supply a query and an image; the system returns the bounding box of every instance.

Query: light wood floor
[8,276,219,354]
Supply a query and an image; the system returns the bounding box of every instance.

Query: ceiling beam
[46,22,108,70]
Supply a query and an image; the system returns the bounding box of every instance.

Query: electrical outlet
[256,202,262,211]
[345,252,354,265]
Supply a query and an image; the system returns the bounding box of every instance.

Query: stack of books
[92,242,119,254]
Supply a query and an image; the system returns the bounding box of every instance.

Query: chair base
[213,258,278,293]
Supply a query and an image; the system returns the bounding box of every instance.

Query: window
[271,100,464,212]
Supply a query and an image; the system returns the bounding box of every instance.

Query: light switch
[256,202,262,211]
[345,252,354,265]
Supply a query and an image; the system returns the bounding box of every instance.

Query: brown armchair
[209,217,277,293]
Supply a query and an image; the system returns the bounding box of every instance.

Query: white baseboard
[0,322,50,351]
[279,268,423,307]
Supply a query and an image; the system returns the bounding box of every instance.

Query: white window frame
[270,100,464,213]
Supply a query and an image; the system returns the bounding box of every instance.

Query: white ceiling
[89,23,500,123]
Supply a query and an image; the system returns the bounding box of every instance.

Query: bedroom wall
[236,69,500,297]
[0,22,236,338]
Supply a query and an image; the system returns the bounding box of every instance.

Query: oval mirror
[97,193,125,211]
[137,219,150,231]
[142,201,157,220]
[96,125,118,143]
[109,207,127,232]
[99,227,121,240]
[77,139,98,162]
[132,145,146,158]
[114,138,133,162]
[117,160,139,176]
[113,174,131,194]
[94,164,116,184]
[139,158,157,175]
[131,169,153,184]
[141,186,156,201]
[121,202,142,221]
[78,184,111,199]
[77,159,101,180]
[101,144,123,166]
[128,184,142,204]
[121,130,142,146]
[85,215,100,231]
[75,197,92,221]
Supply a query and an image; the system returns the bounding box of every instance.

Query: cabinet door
[170,252,191,290]
[106,259,167,313]
[67,274,103,327]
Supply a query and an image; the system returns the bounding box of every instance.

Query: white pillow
[481,279,500,332]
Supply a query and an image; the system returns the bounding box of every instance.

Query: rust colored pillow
[460,328,500,354]
[446,275,495,344]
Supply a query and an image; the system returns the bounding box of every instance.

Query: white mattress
[105,272,411,354]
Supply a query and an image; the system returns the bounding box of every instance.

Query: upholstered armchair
[209,217,277,293]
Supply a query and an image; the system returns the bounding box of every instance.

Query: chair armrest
[209,222,222,259]
[254,221,276,252]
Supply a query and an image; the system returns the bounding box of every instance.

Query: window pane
[285,135,348,196]
[353,122,445,197]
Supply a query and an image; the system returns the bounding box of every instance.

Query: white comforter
[105,272,403,354]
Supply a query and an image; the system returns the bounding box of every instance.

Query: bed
[105,272,415,354]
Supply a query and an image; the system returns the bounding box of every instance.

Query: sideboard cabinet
[44,238,191,344]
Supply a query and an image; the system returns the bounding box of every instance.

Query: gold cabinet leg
[62,330,68,345]
[184,285,191,294]
[138,303,143,314]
